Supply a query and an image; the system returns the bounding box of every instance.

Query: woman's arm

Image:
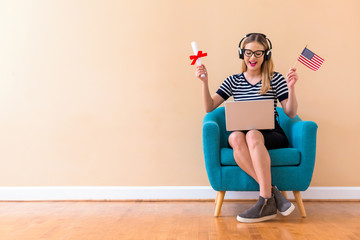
[280,67,298,118]
[196,64,225,113]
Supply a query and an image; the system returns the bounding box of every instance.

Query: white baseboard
[0,186,359,201]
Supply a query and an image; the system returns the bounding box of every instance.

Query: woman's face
[243,41,266,73]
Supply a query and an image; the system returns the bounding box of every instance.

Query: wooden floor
[0,200,359,240]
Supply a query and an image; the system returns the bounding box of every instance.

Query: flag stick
[292,59,298,69]
[292,44,308,68]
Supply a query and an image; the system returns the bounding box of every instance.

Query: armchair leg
[281,191,288,199]
[293,191,306,217]
[214,191,226,217]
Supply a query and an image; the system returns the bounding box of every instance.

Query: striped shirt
[216,72,288,118]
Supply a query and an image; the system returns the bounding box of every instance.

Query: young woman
[196,33,299,223]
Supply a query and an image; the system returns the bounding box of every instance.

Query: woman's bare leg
[228,131,258,182]
[245,130,272,198]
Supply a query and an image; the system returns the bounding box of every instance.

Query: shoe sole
[279,202,295,216]
[236,214,277,223]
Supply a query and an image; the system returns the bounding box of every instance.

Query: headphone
[238,33,272,61]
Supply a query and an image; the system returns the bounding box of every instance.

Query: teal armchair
[202,107,318,217]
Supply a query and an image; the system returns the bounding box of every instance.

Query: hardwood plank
[0,201,359,240]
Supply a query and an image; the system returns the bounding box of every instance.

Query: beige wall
[0,1,359,187]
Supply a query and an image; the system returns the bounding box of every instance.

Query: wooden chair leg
[214,191,226,217]
[293,191,306,217]
[281,191,288,199]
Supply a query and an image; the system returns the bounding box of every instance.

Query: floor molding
[0,186,359,201]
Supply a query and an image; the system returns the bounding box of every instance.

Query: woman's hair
[241,34,274,95]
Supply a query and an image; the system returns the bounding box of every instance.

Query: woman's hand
[195,64,208,83]
[282,67,298,118]
[286,67,298,89]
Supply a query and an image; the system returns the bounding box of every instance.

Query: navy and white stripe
[216,72,288,118]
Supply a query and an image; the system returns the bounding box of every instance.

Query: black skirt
[258,120,289,150]
[230,120,289,150]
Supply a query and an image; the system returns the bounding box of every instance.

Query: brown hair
[241,34,274,95]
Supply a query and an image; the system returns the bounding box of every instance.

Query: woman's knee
[228,131,246,148]
[246,130,264,149]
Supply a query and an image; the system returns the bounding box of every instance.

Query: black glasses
[243,49,265,58]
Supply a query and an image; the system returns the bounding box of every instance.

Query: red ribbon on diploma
[189,51,207,65]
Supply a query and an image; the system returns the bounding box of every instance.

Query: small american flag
[297,47,324,71]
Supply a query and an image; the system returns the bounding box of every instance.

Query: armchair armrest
[289,120,318,187]
[202,119,222,189]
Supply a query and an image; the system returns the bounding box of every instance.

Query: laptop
[225,100,274,131]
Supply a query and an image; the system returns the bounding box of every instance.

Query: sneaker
[272,185,295,216]
[236,195,277,223]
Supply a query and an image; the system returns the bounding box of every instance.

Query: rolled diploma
[191,41,205,77]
